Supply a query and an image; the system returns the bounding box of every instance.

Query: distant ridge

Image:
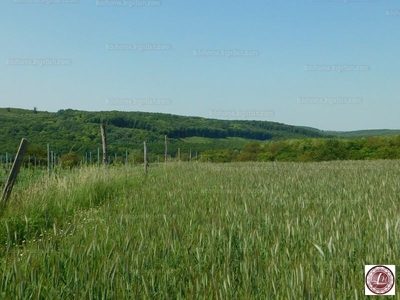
[0,107,398,157]
[327,129,400,138]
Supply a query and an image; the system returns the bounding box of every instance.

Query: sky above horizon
[1,0,399,131]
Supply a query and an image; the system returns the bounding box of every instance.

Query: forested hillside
[2,108,400,164]
[0,108,326,158]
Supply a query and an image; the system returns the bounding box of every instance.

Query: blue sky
[1,0,399,131]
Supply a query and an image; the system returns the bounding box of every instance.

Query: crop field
[0,160,399,299]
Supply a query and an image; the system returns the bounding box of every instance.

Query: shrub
[60,152,80,169]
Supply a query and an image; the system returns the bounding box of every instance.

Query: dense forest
[0,108,327,160]
[1,108,400,165]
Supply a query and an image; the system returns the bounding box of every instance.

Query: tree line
[201,136,400,162]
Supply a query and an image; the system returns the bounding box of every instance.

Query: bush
[60,152,81,169]
[200,149,236,163]
[237,142,262,161]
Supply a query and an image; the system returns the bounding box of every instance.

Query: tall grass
[0,161,399,299]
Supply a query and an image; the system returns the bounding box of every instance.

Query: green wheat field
[0,161,399,299]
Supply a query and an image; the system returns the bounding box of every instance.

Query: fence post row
[0,131,199,183]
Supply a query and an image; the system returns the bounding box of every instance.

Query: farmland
[0,160,399,299]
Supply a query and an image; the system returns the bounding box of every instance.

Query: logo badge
[365,265,395,295]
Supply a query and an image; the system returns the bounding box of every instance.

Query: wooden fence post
[47,144,50,177]
[178,148,181,162]
[1,138,29,208]
[164,135,168,166]
[100,124,108,168]
[144,141,148,173]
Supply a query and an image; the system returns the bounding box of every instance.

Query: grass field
[0,161,399,299]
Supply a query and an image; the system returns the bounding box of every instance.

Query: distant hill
[327,129,400,139]
[0,108,327,159]
[0,108,398,161]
